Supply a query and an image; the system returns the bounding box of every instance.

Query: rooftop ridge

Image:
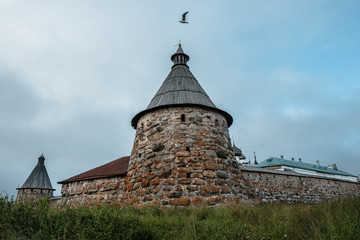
[259,156,357,177]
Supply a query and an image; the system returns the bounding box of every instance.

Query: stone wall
[241,169,360,204]
[122,106,244,207]
[56,105,360,207]
[60,176,125,207]
[16,188,54,202]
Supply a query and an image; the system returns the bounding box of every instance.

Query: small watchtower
[16,154,55,202]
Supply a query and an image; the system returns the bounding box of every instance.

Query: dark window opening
[215,119,219,126]
[186,172,191,178]
[139,153,142,158]
[186,147,190,152]
[141,123,144,129]
[181,114,186,122]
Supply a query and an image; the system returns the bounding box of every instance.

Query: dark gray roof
[232,144,246,159]
[131,45,233,128]
[18,155,54,190]
[146,65,217,109]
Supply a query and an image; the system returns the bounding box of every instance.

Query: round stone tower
[123,45,242,206]
[16,154,55,202]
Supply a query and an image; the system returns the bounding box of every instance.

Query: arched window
[181,114,186,122]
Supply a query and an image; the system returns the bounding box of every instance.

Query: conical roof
[232,143,246,160]
[18,155,54,190]
[131,45,232,128]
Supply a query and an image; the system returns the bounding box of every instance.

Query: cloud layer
[1,0,359,197]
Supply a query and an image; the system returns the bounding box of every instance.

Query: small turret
[16,154,55,202]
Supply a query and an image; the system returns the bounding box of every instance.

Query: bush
[0,196,359,240]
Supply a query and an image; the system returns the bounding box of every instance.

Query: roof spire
[17,154,54,190]
[171,44,189,68]
[38,154,45,164]
[254,151,258,165]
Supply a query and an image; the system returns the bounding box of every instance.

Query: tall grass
[0,195,359,240]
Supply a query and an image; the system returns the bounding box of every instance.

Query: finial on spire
[254,151,258,165]
[171,44,190,68]
[38,154,45,163]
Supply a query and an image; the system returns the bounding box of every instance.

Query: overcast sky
[1,0,359,197]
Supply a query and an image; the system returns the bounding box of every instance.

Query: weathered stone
[210,186,219,193]
[153,144,165,152]
[217,171,230,179]
[203,162,216,170]
[193,179,203,185]
[204,170,216,178]
[151,179,161,185]
[216,150,228,159]
[177,198,191,206]
[200,186,209,196]
[167,191,182,198]
[176,151,190,157]
[141,180,150,188]
[208,196,220,205]
[220,185,231,193]
[178,178,192,184]
[156,126,164,132]
[192,196,205,206]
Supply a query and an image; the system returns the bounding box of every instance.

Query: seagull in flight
[179,11,189,24]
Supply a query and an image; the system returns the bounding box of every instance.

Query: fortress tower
[123,45,243,206]
[16,154,55,202]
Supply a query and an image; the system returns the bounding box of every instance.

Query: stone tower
[123,45,243,206]
[16,154,55,202]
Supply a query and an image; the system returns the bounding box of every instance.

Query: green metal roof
[255,157,357,177]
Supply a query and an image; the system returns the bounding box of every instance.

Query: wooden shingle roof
[131,45,232,128]
[17,155,54,190]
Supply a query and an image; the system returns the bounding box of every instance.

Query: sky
[1,0,359,197]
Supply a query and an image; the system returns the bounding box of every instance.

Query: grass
[0,196,359,240]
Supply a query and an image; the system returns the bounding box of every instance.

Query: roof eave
[17,187,55,191]
[58,172,127,184]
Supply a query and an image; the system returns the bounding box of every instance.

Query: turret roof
[232,143,246,160]
[131,45,233,128]
[18,155,54,190]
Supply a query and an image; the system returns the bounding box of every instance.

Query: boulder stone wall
[242,170,360,204]
[60,176,125,207]
[16,188,54,202]
[122,106,245,206]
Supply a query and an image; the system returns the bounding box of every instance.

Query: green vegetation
[1,196,359,240]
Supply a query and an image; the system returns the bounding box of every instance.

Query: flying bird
[179,11,189,24]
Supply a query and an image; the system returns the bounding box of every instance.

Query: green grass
[1,196,359,240]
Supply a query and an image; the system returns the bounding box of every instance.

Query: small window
[139,153,142,158]
[186,172,191,178]
[181,114,186,122]
[215,119,219,126]
[186,147,190,152]
[141,123,144,129]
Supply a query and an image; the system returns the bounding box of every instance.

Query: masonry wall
[122,106,244,207]
[16,188,54,202]
[241,170,360,204]
[60,176,125,207]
